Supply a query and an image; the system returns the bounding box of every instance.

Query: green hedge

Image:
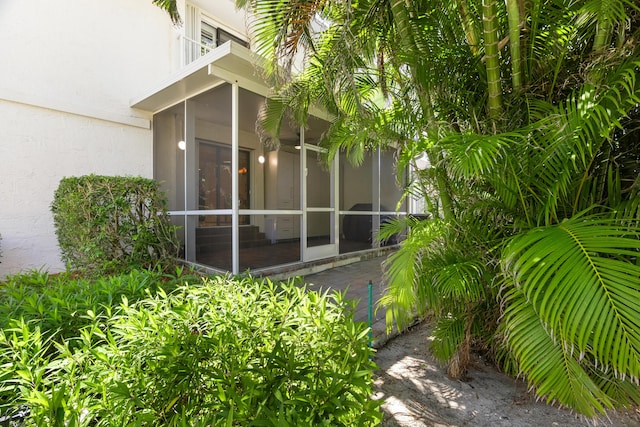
[0,273,381,426]
[50,175,179,275]
[0,268,194,343]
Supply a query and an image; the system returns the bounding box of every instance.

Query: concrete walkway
[301,256,394,348]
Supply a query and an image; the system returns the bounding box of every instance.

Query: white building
[0,0,411,278]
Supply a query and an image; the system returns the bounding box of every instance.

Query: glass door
[198,141,250,226]
[303,144,338,261]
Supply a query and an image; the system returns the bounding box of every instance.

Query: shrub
[0,275,381,426]
[0,268,194,343]
[50,175,179,275]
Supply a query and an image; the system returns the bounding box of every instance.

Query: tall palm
[238,0,640,416]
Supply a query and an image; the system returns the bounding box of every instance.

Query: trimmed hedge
[51,175,179,275]
[0,273,381,426]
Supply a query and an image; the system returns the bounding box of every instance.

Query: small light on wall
[258,155,265,164]
[178,140,186,151]
[294,145,301,150]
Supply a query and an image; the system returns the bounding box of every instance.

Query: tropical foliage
[0,271,380,426]
[235,0,640,417]
[153,0,181,24]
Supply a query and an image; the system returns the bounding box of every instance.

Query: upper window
[200,20,248,53]
[184,4,248,65]
[200,21,216,52]
[216,27,247,47]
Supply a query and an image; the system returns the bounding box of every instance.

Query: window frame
[199,11,249,49]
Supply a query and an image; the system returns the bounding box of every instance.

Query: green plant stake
[368,280,373,347]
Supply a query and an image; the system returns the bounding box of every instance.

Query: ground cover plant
[0,270,380,426]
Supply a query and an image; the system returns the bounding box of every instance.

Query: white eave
[130,41,271,113]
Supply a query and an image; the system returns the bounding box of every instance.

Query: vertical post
[333,151,339,251]
[182,140,187,260]
[368,280,374,347]
[184,101,197,262]
[300,127,307,260]
[231,82,239,274]
[372,149,381,248]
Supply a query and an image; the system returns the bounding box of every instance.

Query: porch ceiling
[130,41,271,113]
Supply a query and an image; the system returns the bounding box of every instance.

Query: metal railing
[180,35,214,66]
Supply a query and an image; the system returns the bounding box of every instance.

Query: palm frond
[433,260,487,304]
[430,315,466,363]
[152,0,181,24]
[438,131,518,179]
[500,286,615,416]
[379,218,444,331]
[502,213,640,384]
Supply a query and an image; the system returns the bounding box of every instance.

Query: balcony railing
[180,35,214,66]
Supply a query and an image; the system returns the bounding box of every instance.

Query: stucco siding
[0,0,179,277]
[0,100,153,276]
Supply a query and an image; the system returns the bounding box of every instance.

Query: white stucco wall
[0,100,154,276]
[0,0,195,277]
[0,0,176,121]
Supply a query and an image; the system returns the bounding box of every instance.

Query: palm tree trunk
[482,0,503,121]
[506,0,522,92]
[433,153,455,221]
[593,18,613,51]
[390,1,456,221]
[457,0,480,55]
[390,0,416,54]
[421,93,455,222]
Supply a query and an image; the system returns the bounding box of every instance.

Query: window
[199,22,248,55]
[217,28,248,48]
[200,21,216,53]
[184,4,248,64]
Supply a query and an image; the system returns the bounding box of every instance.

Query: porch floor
[300,255,399,348]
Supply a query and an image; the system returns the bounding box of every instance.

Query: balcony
[179,26,249,67]
[131,40,268,113]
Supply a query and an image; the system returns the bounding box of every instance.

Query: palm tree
[152,0,181,24]
[237,0,640,417]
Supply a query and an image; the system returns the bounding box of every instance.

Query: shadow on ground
[373,322,640,427]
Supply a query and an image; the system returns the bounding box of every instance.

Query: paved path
[301,256,394,347]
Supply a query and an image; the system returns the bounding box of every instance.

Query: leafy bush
[0,268,192,343]
[50,175,179,275]
[0,268,199,425]
[0,274,381,426]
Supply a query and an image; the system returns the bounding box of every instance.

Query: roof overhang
[130,41,272,113]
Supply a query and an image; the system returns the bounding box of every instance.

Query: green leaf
[502,213,640,414]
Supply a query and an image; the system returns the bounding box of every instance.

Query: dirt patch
[373,321,640,427]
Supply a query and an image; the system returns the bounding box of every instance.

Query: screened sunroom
[133,41,410,274]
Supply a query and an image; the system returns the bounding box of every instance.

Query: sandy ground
[372,322,640,427]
